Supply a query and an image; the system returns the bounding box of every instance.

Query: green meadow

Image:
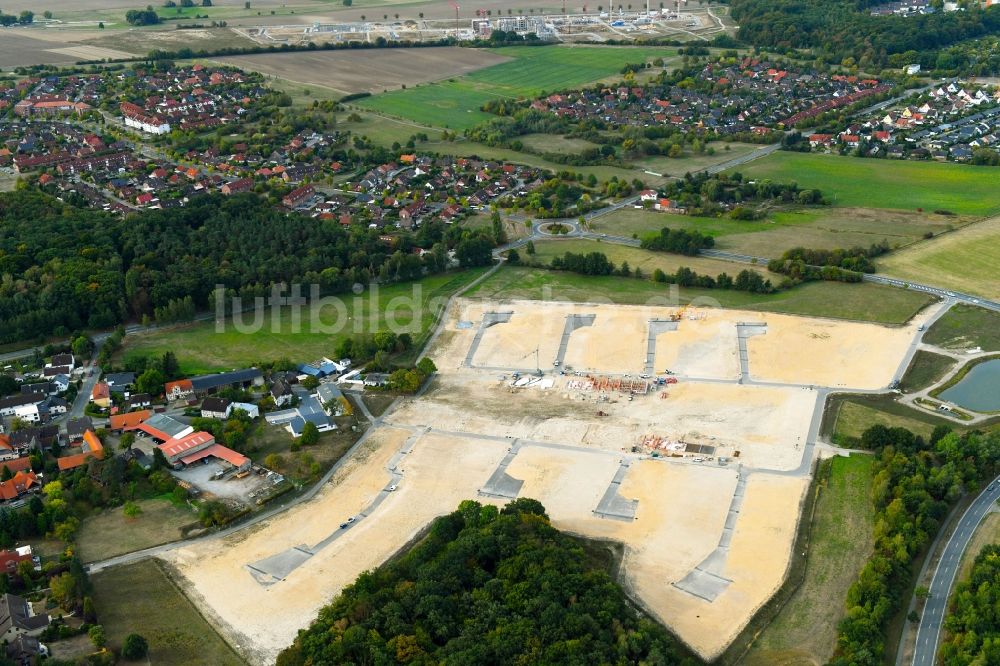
[358,45,676,130]
[736,152,1000,216]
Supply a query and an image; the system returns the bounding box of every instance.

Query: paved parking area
[173,460,275,503]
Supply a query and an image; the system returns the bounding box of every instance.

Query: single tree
[300,421,320,446]
[89,624,106,649]
[122,634,149,660]
[123,501,142,518]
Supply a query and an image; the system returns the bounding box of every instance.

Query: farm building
[128,413,251,472]
[57,430,105,471]
[166,369,263,402]
[108,410,152,433]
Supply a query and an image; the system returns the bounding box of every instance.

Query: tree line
[277,498,696,665]
[730,0,1000,71]
[941,543,1000,664]
[543,250,776,294]
[767,242,889,284]
[640,228,715,256]
[831,424,1000,665]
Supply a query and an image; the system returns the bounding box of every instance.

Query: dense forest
[0,191,493,344]
[0,192,125,341]
[832,425,1000,666]
[278,498,695,666]
[730,0,1000,70]
[941,543,1000,665]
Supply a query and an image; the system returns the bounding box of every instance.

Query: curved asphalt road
[912,479,1000,666]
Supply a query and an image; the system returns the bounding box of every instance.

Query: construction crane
[515,345,542,376]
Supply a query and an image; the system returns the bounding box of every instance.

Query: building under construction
[577,375,650,395]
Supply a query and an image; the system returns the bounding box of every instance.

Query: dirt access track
[162,298,934,663]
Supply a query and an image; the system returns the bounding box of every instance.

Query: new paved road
[912,477,1000,666]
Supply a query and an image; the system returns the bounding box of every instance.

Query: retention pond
[939,358,1000,413]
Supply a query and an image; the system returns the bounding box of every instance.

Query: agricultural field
[0,29,132,67]
[88,25,258,55]
[1,0,322,26]
[878,215,1000,301]
[358,45,676,130]
[337,109,446,148]
[736,152,1000,217]
[76,498,198,564]
[92,559,243,666]
[589,206,964,259]
[218,47,511,96]
[468,265,935,324]
[746,455,876,666]
[923,303,1000,352]
[358,79,499,129]
[119,269,487,374]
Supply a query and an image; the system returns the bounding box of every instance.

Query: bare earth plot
[84,27,258,56]
[878,214,1000,301]
[162,297,928,663]
[0,31,133,66]
[217,47,512,96]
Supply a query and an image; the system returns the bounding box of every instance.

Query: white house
[0,395,44,419]
[228,402,260,420]
[50,375,70,394]
[123,114,171,135]
[12,404,40,424]
[200,397,232,420]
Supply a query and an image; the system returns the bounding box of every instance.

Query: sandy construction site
[162,297,931,663]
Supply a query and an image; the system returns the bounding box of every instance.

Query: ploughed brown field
[217,47,512,95]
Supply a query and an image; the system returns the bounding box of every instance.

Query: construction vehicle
[666,304,692,322]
